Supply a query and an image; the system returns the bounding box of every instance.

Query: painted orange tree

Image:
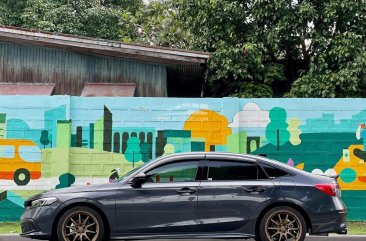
[183,110,232,151]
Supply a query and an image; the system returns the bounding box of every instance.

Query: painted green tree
[40,130,50,148]
[140,142,151,163]
[265,107,290,148]
[49,134,53,148]
[55,173,75,189]
[125,137,142,164]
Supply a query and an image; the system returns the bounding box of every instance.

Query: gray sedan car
[20,152,347,241]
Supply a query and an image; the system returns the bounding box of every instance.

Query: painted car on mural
[20,152,347,241]
[0,139,41,186]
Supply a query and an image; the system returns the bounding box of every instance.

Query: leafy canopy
[120,0,366,97]
[1,0,143,40]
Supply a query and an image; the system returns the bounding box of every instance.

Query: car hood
[29,183,116,200]
[51,183,106,194]
[25,183,121,205]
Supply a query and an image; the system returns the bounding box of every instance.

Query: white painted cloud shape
[229,103,270,128]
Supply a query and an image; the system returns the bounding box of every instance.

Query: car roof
[157,152,301,175]
[160,151,258,159]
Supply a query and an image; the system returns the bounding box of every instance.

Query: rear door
[197,156,274,233]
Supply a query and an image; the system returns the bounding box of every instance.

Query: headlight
[31,197,57,208]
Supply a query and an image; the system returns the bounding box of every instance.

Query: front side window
[207,160,268,181]
[146,161,199,183]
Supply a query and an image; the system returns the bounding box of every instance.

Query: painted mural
[1,97,366,220]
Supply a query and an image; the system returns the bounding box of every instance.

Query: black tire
[57,206,105,241]
[14,168,30,186]
[258,206,306,241]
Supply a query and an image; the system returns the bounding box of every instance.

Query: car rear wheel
[258,206,306,241]
[57,206,105,241]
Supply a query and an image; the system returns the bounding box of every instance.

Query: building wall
[0,41,167,96]
[0,96,366,220]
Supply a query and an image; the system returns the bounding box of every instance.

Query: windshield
[19,146,41,162]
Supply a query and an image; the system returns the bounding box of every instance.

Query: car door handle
[176,187,196,195]
[244,186,266,193]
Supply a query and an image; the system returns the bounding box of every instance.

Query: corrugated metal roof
[0,41,168,96]
[0,83,55,95]
[0,25,211,65]
[81,83,136,97]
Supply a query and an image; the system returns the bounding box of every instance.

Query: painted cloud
[229,103,270,128]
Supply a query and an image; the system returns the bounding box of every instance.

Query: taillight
[315,184,341,197]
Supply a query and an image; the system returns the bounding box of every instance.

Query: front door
[116,159,201,235]
[197,157,274,234]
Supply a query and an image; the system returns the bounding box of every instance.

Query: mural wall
[1,97,366,220]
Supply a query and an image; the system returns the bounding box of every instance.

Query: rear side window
[260,162,289,179]
[207,160,268,181]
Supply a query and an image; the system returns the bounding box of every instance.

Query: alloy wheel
[61,211,100,241]
[264,210,302,241]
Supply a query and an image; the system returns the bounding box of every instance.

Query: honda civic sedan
[20,152,347,241]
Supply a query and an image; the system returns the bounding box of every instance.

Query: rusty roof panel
[81,83,136,97]
[0,83,55,95]
[0,25,211,64]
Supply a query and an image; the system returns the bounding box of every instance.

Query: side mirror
[128,172,148,188]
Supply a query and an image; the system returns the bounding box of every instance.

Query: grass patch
[348,221,366,235]
[0,222,21,234]
[0,221,365,234]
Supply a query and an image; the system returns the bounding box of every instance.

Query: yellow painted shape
[333,144,366,190]
[183,109,232,151]
[163,144,175,156]
[296,163,304,170]
[0,139,41,178]
[288,118,302,146]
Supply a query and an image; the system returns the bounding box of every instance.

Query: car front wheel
[258,206,306,241]
[57,206,105,241]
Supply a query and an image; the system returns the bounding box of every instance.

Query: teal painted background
[0,97,366,220]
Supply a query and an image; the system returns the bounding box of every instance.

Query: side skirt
[110,233,255,240]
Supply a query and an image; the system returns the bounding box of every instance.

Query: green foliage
[0,0,27,26]
[119,0,366,98]
[0,0,143,40]
[253,0,366,97]
[119,0,190,47]
[119,0,284,97]
[175,0,278,97]
[207,43,274,97]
